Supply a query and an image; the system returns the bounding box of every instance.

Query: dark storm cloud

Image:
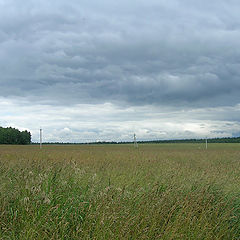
[1,0,240,108]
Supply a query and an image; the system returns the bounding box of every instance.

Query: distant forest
[0,127,31,145]
[138,137,240,144]
[32,137,240,145]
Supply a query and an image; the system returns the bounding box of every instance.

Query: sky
[1,0,240,142]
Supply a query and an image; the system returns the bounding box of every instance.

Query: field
[0,143,239,239]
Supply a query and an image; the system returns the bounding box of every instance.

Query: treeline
[0,127,31,145]
[141,137,240,144]
[31,137,240,145]
[91,137,240,144]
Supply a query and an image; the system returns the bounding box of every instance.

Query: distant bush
[0,127,31,144]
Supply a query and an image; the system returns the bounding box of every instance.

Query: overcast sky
[1,0,240,142]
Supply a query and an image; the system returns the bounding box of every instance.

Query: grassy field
[0,143,239,239]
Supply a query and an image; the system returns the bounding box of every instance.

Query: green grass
[0,144,239,239]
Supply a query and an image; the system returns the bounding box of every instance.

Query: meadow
[0,143,239,239]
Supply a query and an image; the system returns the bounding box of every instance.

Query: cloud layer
[1,97,240,142]
[1,0,240,141]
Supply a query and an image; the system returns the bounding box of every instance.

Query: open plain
[0,143,239,239]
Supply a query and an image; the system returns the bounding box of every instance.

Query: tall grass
[0,144,239,239]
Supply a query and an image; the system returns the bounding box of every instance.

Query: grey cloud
[1,0,240,109]
[1,97,240,142]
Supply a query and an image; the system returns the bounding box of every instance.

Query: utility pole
[134,133,138,148]
[40,127,42,149]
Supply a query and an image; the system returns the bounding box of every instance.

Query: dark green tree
[0,127,31,145]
